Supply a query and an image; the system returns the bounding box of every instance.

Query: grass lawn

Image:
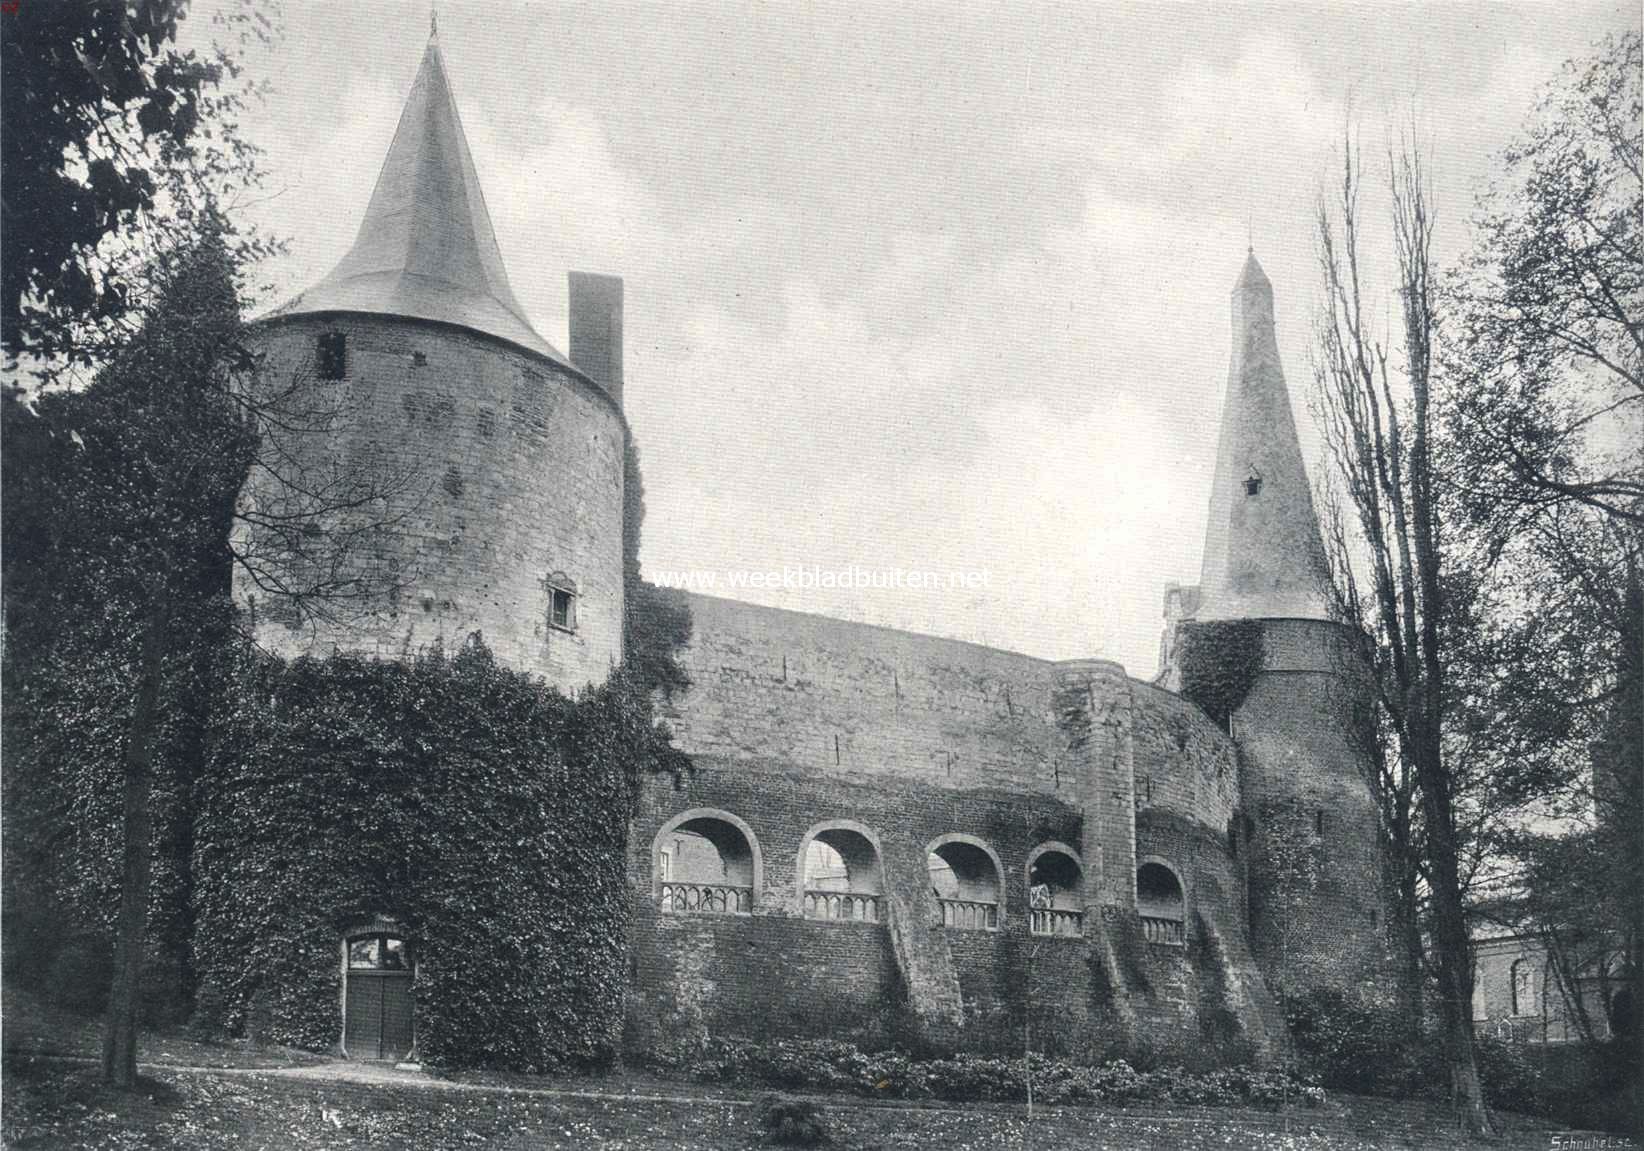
[0,1054,1582,1151]
[1,987,327,1071]
[0,993,1592,1150]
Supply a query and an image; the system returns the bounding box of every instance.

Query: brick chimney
[568,272,624,408]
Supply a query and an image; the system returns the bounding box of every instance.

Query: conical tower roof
[1195,250,1332,621]
[266,25,568,367]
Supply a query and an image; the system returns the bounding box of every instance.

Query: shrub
[646,1038,1305,1110]
[757,1094,830,1146]
[1474,1036,1544,1114]
[1285,988,1420,1096]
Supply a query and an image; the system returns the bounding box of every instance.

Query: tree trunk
[102,595,168,1089]
[1420,762,1492,1134]
[1400,863,1425,1041]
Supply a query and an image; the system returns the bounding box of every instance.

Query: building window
[411,350,427,367]
[1244,472,1262,496]
[1512,958,1536,1016]
[317,332,347,380]
[348,933,410,971]
[545,572,576,632]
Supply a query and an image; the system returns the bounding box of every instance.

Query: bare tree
[1311,126,1492,1133]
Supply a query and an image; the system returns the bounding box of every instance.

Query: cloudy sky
[202,0,1637,677]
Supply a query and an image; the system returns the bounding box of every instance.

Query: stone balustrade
[1140,913,1186,944]
[1030,908,1084,937]
[659,881,754,915]
[936,897,999,931]
[803,889,883,923]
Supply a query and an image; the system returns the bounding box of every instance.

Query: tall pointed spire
[1195,250,1332,621]
[269,24,569,367]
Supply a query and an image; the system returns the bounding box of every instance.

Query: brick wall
[627,755,1278,1061]
[1471,932,1609,1044]
[238,315,625,691]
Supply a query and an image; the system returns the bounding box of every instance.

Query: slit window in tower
[317,332,347,380]
[551,587,574,630]
[1244,471,1262,496]
[1315,810,1325,836]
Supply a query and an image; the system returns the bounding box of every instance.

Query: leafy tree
[1438,32,1642,1116]
[0,0,279,367]
[5,222,258,1087]
[1442,31,1641,530]
[2,216,414,1087]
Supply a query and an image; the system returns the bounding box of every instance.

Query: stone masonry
[237,23,1400,1067]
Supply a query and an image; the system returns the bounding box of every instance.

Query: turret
[235,25,626,690]
[1164,251,1393,1004]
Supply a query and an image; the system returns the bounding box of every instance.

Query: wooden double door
[345,933,413,1061]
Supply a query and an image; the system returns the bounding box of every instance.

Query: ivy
[190,634,678,1071]
[1176,620,1265,728]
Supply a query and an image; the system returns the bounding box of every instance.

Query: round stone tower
[1165,251,1392,1001]
[236,26,625,690]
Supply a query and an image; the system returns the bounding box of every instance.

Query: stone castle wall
[238,314,625,690]
[666,593,1078,796]
[628,594,1280,1060]
[1232,619,1396,1002]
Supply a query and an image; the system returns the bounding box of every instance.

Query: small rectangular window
[381,937,409,971]
[317,332,347,380]
[551,587,574,630]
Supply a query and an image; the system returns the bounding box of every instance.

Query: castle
[238,27,1397,1064]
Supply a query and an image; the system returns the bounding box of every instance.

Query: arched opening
[343,929,414,1061]
[655,810,758,915]
[799,823,884,923]
[1137,860,1186,944]
[927,836,1002,931]
[1027,844,1084,937]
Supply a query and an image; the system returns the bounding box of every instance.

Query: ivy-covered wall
[1176,620,1265,729]
[191,637,660,1071]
